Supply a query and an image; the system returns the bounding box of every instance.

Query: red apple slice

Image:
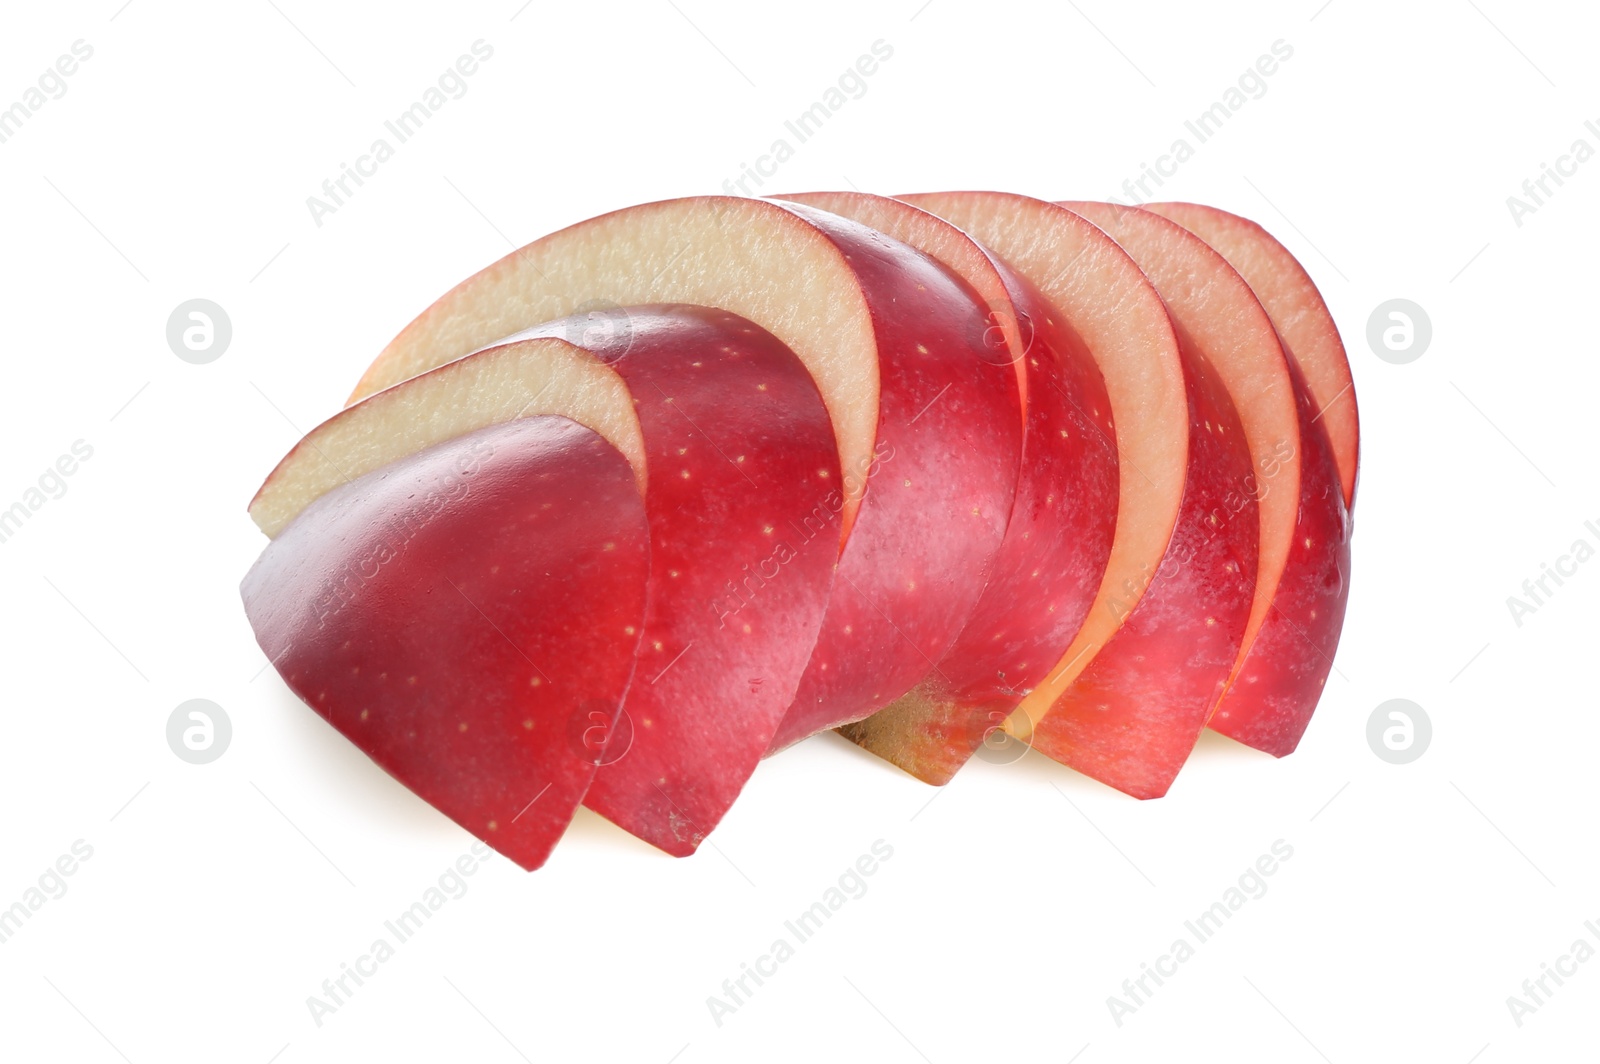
[1140,203,1355,755]
[901,193,1257,799]
[1060,203,1323,757]
[1143,203,1359,510]
[241,416,650,871]
[347,196,1024,755]
[506,307,840,855]
[252,306,841,857]
[777,191,1119,784]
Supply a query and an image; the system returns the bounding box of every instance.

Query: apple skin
[1207,355,1351,756]
[845,269,1118,780]
[764,202,1023,751]
[775,191,1118,785]
[1024,331,1259,799]
[241,416,650,871]
[338,194,1023,754]
[504,306,841,856]
[1139,202,1356,756]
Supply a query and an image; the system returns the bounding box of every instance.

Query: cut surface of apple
[901,193,1257,798]
[347,195,1025,755]
[1062,202,1301,704]
[778,191,1119,784]
[1142,203,1355,755]
[1144,202,1359,510]
[253,305,841,857]
[250,331,646,539]
[241,416,650,871]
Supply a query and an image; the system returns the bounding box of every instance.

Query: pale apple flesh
[250,334,646,539]
[1144,202,1359,511]
[778,191,1118,784]
[344,194,1025,756]
[901,193,1258,798]
[1063,202,1310,741]
[1143,203,1356,756]
[350,197,888,536]
[241,417,650,871]
[899,195,1189,713]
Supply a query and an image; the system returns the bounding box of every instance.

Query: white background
[0,1,1594,1060]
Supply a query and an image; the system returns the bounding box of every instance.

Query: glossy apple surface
[780,191,1118,783]
[242,417,649,870]
[345,195,1024,755]
[254,305,843,856]
[903,193,1257,798]
[1143,202,1355,755]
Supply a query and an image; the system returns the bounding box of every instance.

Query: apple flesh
[1144,202,1359,510]
[1143,203,1355,755]
[241,416,650,871]
[1061,203,1316,749]
[252,305,841,857]
[778,191,1119,784]
[346,195,1025,756]
[901,193,1258,799]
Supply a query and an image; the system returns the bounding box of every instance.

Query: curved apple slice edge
[1063,202,1302,688]
[250,335,647,539]
[348,197,883,541]
[896,193,1190,740]
[1144,201,1359,511]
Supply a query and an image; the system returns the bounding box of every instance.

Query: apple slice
[1140,203,1355,754]
[777,191,1119,784]
[241,416,650,871]
[347,196,1024,754]
[251,305,841,857]
[1062,203,1337,755]
[508,307,840,855]
[1143,202,1359,510]
[901,193,1257,798]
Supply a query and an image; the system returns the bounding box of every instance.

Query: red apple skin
[241,417,650,871]
[838,265,1119,783]
[506,306,841,856]
[762,203,1024,751]
[1026,333,1259,799]
[1208,356,1351,755]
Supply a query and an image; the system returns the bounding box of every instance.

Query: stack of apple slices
[242,193,1357,871]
